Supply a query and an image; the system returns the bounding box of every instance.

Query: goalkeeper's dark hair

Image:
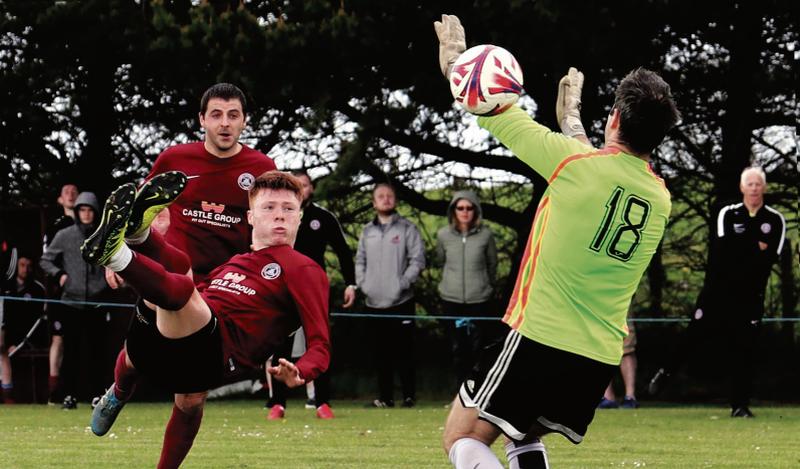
[200,83,248,116]
[248,171,303,203]
[613,68,680,155]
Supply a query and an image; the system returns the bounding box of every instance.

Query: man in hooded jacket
[40,191,111,406]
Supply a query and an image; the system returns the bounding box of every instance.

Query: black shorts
[459,329,615,444]
[126,301,224,394]
[48,302,73,337]
[1,311,29,347]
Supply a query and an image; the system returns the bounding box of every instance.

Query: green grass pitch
[1,400,798,468]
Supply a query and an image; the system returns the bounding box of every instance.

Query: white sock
[125,227,150,245]
[505,439,549,469]
[106,244,133,272]
[448,438,503,469]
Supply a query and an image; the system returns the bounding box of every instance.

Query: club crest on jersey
[760,223,771,234]
[238,172,255,190]
[261,263,282,280]
[310,219,321,230]
[391,235,401,244]
[223,272,246,283]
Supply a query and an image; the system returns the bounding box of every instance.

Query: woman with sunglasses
[435,190,498,388]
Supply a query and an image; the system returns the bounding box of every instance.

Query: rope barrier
[2,295,798,323]
[328,312,799,323]
[0,295,135,309]
[0,296,800,323]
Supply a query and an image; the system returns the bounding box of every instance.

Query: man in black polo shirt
[266,170,356,420]
[650,166,786,417]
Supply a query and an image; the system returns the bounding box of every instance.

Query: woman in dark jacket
[435,190,498,386]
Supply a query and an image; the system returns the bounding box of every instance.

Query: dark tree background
[1,1,797,323]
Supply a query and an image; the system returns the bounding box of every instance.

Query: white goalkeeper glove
[433,14,466,79]
[556,67,587,138]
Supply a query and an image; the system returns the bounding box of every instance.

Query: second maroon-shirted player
[85,171,329,468]
[107,83,276,290]
[134,84,276,283]
[149,140,275,282]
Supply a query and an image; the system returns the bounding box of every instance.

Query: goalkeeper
[435,14,679,469]
[84,170,330,469]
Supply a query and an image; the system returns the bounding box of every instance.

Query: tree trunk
[647,243,666,314]
[716,1,761,204]
[75,57,116,198]
[701,2,762,297]
[779,239,797,341]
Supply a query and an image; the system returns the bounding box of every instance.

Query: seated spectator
[1,255,47,403]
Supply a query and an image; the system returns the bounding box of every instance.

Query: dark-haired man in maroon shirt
[107,82,277,287]
[86,171,329,469]
[102,84,277,466]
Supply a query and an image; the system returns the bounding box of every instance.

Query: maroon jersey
[199,244,330,381]
[147,142,276,282]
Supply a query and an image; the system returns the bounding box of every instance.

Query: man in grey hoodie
[355,183,426,408]
[40,191,110,407]
[435,190,498,386]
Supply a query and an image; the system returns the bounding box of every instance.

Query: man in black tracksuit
[267,170,356,419]
[650,166,786,417]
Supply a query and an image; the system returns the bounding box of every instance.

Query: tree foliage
[1,0,797,316]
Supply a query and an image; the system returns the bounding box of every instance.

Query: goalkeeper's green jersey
[478,106,671,365]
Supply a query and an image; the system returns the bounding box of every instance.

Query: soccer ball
[449,44,524,116]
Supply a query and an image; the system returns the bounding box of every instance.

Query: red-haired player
[84,171,330,469]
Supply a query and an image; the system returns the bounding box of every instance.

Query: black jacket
[294,202,356,286]
[698,202,786,321]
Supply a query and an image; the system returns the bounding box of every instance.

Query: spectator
[598,325,638,409]
[38,183,78,404]
[267,170,356,420]
[435,190,498,387]
[43,183,79,250]
[649,166,786,418]
[1,255,47,403]
[39,191,109,407]
[355,183,425,408]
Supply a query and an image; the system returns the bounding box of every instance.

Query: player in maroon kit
[101,83,277,467]
[84,171,330,469]
[107,82,276,286]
